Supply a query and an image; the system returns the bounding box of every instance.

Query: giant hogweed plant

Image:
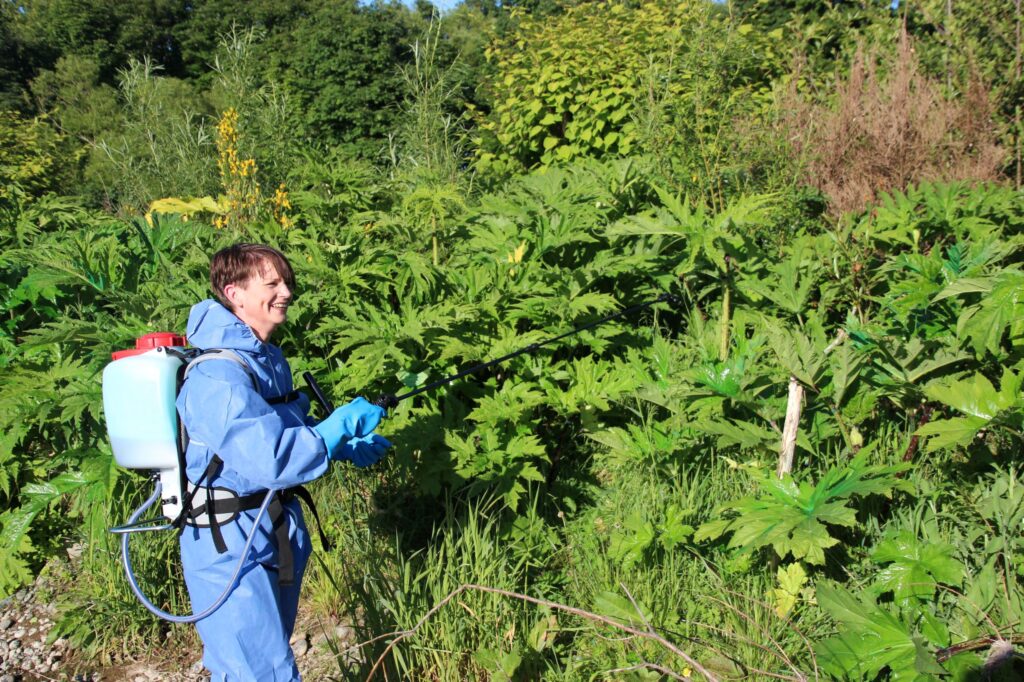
[693,450,912,566]
[291,163,674,509]
[810,468,1024,680]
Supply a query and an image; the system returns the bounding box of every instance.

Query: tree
[0,110,75,202]
[270,0,425,152]
[172,0,321,87]
[11,0,189,83]
[0,4,29,111]
[29,55,120,141]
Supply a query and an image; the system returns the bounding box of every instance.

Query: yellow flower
[506,241,527,277]
[506,241,527,264]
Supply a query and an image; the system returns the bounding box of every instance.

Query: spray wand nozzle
[303,291,680,416]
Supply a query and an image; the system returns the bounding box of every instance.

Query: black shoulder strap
[173,350,258,533]
[173,348,303,553]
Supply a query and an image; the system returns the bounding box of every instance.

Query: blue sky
[418,0,461,12]
[413,0,737,14]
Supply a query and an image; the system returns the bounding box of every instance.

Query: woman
[176,243,389,680]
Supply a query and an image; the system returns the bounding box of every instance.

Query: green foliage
[3,0,1024,669]
[0,467,101,596]
[607,504,694,569]
[390,18,473,187]
[10,0,189,83]
[476,1,698,172]
[29,54,121,142]
[271,0,425,152]
[815,581,947,681]
[0,6,28,110]
[771,561,809,617]
[171,0,318,86]
[88,59,215,210]
[917,368,1024,453]
[695,453,912,565]
[871,530,964,605]
[0,111,75,203]
[938,270,1024,358]
[4,155,1023,678]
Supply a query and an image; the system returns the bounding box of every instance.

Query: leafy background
[2,0,1024,679]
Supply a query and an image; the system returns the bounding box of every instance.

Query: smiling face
[223,260,292,342]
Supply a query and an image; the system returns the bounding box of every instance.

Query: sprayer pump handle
[302,371,335,416]
[372,393,399,410]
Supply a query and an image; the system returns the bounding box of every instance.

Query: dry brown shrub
[780,31,1006,217]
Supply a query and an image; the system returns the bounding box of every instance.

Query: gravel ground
[0,571,358,682]
[0,584,67,682]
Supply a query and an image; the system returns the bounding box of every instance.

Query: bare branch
[606,662,691,681]
[362,583,721,682]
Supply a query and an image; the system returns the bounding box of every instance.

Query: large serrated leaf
[871,531,965,604]
[916,415,989,452]
[815,582,922,680]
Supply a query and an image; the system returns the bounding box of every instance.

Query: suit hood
[185,300,264,353]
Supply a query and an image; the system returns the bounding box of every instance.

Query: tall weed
[780,32,1005,216]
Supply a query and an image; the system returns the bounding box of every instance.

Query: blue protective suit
[176,300,330,681]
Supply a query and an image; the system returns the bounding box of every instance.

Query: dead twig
[936,634,1024,663]
[363,583,720,682]
[606,662,691,680]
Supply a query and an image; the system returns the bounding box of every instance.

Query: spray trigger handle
[302,371,335,416]
[372,393,399,410]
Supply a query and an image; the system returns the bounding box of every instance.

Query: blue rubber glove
[313,397,385,457]
[335,433,392,467]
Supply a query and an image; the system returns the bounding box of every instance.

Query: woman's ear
[223,282,241,310]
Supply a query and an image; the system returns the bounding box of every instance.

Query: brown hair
[210,243,296,309]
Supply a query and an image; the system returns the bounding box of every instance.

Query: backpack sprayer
[104,333,280,623]
[103,292,676,622]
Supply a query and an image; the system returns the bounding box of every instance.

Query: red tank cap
[111,332,187,360]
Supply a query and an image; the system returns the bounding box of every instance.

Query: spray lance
[302,291,680,415]
[104,292,677,622]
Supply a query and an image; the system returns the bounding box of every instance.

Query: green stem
[432,213,439,266]
[719,267,731,362]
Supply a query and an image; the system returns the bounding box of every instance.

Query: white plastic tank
[103,343,185,519]
[103,347,181,468]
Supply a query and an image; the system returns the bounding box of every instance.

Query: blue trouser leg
[181,506,312,681]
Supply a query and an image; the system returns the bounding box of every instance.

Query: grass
[299,439,834,680]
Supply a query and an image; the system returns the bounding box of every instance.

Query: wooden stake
[777,376,803,479]
[776,329,846,478]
